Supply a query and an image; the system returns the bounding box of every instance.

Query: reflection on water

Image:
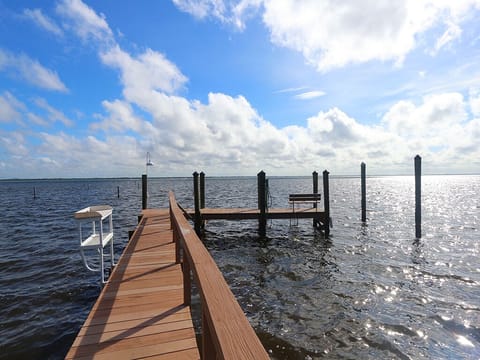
[0,175,479,359]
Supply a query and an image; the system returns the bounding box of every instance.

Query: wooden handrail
[169,191,269,360]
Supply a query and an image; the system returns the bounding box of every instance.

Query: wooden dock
[67,193,269,359]
[66,209,200,359]
[187,207,327,220]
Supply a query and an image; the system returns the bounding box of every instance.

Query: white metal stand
[74,205,115,284]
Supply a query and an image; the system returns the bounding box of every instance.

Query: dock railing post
[361,162,366,222]
[142,174,147,210]
[257,170,267,237]
[323,170,330,237]
[193,172,201,236]
[415,155,422,238]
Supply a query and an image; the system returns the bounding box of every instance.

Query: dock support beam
[361,162,366,222]
[193,172,202,236]
[415,155,422,238]
[142,174,147,210]
[323,170,330,237]
[257,170,267,237]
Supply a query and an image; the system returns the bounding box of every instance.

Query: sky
[1,0,480,178]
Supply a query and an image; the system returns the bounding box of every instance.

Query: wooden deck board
[66,210,200,359]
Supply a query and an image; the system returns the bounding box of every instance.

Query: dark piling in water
[193,171,202,236]
[313,171,319,227]
[415,155,422,238]
[323,170,330,237]
[361,162,366,222]
[142,174,147,210]
[200,172,205,210]
[257,170,267,237]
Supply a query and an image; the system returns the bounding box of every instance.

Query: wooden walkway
[66,209,200,359]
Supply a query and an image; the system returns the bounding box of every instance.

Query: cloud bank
[1,0,479,178]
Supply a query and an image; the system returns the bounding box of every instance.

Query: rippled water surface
[0,175,479,359]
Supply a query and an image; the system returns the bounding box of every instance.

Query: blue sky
[1,0,480,178]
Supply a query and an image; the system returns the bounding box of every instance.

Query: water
[0,175,479,359]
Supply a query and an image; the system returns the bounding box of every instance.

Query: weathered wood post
[200,171,205,209]
[33,186,37,200]
[193,171,201,236]
[361,162,366,222]
[323,170,330,237]
[257,170,267,237]
[142,174,147,210]
[313,171,319,227]
[117,186,120,199]
[415,155,422,238]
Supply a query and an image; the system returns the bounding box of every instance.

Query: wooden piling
[117,186,120,199]
[323,170,330,237]
[361,162,366,222]
[193,171,201,235]
[200,172,205,209]
[141,174,147,210]
[415,155,421,238]
[313,171,319,227]
[33,186,36,200]
[257,171,267,237]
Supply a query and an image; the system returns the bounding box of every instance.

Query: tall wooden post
[415,155,421,238]
[313,171,319,227]
[142,174,147,210]
[361,162,366,222]
[323,170,330,237]
[257,171,267,237]
[193,172,201,236]
[117,186,120,199]
[200,172,205,209]
[33,186,37,200]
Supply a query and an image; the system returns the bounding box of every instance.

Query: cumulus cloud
[0,49,67,92]
[23,8,63,36]
[172,0,480,71]
[100,46,188,95]
[56,0,113,45]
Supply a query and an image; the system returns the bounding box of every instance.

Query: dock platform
[66,209,200,359]
[187,207,327,220]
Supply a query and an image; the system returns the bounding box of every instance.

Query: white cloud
[295,90,325,100]
[56,0,113,45]
[34,98,74,126]
[0,49,67,92]
[172,0,262,29]
[0,92,25,123]
[383,92,467,141]
[100,46,188,95]
[469,88,480,116]
[172,0,480,71]
[23,8,63,36]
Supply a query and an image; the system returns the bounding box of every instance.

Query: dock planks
[66,209,200,360]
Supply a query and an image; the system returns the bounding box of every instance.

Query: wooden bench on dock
[289,193,321,212]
